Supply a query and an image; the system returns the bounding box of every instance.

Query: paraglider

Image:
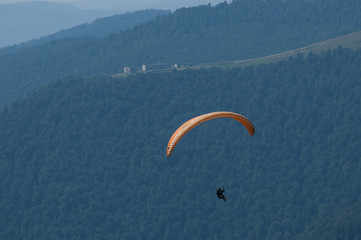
[216,188,227,201]
[166,111,255,157]
[166,111,255,202]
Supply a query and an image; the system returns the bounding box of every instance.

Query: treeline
[1,0,361,107]
[0,47,360,239]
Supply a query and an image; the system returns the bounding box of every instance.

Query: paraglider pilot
[216,188,227,201]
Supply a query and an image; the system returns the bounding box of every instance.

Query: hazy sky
[0,0,228,11]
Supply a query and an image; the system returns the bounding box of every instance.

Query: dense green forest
[1,0,361,107]
[0,47,360,239]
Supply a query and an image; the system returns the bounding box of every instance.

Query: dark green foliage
[1,0,361,107]
[295,200,361,239]
[0,48,360,239]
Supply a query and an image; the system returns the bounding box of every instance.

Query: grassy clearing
[190,30,361,69]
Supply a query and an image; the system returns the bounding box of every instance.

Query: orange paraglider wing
[167,111,255,157]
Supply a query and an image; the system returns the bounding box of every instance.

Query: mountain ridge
[0,9,171,54]
[1,0,361,108]
[0,1,112,48]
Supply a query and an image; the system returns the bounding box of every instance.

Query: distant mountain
[2,9,171,53]
[0,1,111,48]
[1,0,361,107]
[69,0,226,12]
[38,9,171,40]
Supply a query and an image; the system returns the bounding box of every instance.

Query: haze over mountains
[6,9,170,50]
[68,0,227,11]
[0,0,226,48]
[0,0,361,239]
[0,1,111,48]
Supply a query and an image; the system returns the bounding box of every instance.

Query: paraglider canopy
[166,111,255,157]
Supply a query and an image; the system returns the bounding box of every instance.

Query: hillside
[69,0,226,12]
[295,200,361,239]
[0,2,108,48]
[1,0,361,107]
[198,30,361,69]
[37,9,171,42]
[0,47,360,239]
[1,9,171,55]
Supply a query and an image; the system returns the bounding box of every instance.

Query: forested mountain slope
[0,2,107,48]
[1,9,170,55]
[0,47,360,239]
[1,0,361,107]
